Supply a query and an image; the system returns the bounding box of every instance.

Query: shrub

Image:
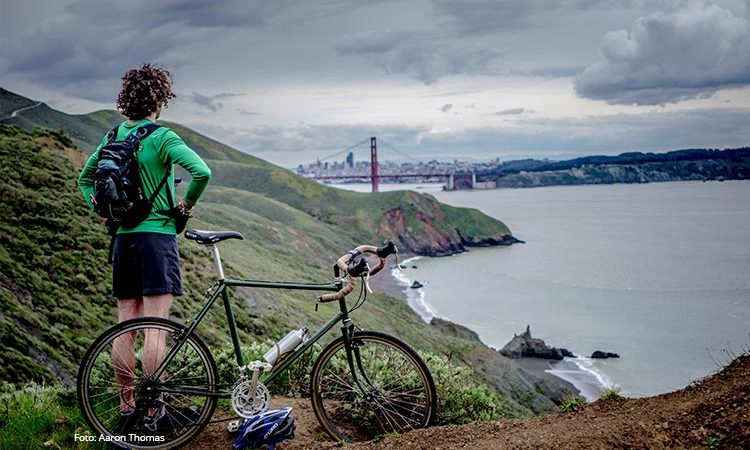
[422,353,511,425]
[559,396,586,412]
[212,339,321,398]
[598,386,621,401]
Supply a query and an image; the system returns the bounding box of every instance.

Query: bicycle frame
[153,243,363,399]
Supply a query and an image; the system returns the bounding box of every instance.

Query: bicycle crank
[231,379,270,418]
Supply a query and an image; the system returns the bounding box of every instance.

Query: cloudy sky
[2,0,750,166]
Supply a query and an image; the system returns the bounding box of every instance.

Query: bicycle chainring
[231,379,270,418]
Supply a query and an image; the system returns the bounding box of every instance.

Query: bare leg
[113,298,143,413]
[142,294,173,378]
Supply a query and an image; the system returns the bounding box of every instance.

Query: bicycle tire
[310,330,437,442]
[77,317,219,449]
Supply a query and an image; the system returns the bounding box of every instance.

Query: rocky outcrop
[430,318,576,413]
[378,192,521,257]
[500,325,575,360]
[591,350,620,359]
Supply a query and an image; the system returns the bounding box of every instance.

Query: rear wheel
[310,331,436,442]
[77,317,218,449]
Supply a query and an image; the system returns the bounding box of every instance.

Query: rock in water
[500,325,575,360]
[591,350,620,359]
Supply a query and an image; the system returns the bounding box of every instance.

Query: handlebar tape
[318,241,399,303]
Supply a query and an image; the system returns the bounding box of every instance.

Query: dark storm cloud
[431,0,647,33]
[336,30,504,84]
[1,8,208,101]
[187,91,245,112]
[0,0,392,100]
[575,1,750,105]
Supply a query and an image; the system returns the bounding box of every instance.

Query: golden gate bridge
[299,137,476,192]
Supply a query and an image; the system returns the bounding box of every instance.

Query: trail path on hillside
[0,101,42,120]
[188,356,749,450]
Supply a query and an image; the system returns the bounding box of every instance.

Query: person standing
[77,63,211,427]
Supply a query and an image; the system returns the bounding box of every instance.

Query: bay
[340,181,750,398]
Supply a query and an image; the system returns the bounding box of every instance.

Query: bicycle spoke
[321,372,358,392]
[374,399,407,434]
[378,399,422,426]
[79,318,218,448]
[312,332,435,443]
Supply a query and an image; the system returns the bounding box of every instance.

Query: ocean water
[339,181,750,399]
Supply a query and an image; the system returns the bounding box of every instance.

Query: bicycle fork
[340,319,380,398]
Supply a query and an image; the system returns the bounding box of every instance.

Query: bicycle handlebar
[318,241,398,303]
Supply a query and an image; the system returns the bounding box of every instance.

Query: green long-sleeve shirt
[77,119,211,235]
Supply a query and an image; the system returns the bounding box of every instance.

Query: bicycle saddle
[184,229,244,244]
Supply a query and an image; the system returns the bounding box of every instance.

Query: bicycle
[77,229,437,449]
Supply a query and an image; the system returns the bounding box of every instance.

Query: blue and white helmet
[233,407,295,449]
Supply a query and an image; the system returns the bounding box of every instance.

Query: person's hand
[178,199,194,215]
[175,200,193,234]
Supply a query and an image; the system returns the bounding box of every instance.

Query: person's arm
[78,150,100,210]
[160,130,211,206]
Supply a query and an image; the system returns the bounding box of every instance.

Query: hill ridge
[0,95,567,426]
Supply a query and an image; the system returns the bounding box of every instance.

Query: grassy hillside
[0,89,121,152]
[0,125,565,416]
[1,87,512,255]
[0,88,571,427]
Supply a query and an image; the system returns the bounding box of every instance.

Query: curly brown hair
[116,63,176,120]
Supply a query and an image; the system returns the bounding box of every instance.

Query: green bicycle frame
[153,276,363,398]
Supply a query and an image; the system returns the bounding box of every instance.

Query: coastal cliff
[377,191,519,256]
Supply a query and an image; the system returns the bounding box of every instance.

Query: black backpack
[92,123,173,231]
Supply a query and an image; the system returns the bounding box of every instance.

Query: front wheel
[310,330,437,442]
[77,317,219,449]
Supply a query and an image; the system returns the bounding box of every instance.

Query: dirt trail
[189,355,750,450]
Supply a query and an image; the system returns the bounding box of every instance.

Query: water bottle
[263,327,308,365]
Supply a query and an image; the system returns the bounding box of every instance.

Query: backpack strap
[133,123,175,223]
[150,159,173,205]
[135,122,161,140]
[105,125,119,144]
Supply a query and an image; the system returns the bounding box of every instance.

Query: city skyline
[2,0,750,167]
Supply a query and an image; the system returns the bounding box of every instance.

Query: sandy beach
[372,265,585,399]
[514,357,585,398]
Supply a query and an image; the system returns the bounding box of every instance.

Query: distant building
[346,152,354,168]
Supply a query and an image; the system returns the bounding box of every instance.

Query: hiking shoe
[143,405,167,433]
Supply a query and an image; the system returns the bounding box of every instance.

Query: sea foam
[390,256,435,323]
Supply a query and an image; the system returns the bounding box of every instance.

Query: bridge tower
[370,137,379,192]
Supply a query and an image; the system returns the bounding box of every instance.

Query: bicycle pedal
[227,419,243,434]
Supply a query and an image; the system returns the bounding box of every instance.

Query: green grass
[0,383,103,450]
[598,386,621,401]
[558,396,587,412]
[1,345,515,447]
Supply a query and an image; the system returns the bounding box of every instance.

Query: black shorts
[112,232,183,298]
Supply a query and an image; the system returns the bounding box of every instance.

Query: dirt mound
[189,355,750,450]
